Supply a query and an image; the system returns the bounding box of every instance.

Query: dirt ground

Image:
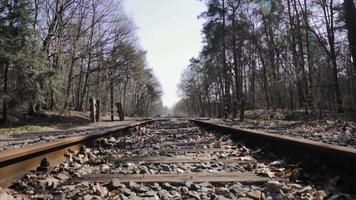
[0,111,137,138]
[210,110,356,148]
[1,109,355,148]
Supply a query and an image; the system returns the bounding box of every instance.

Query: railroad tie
[70,172,269,185]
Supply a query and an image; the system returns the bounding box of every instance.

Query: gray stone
[109,137,117,143]
[129,181,140,190]
[268,161,283,167]
[170,190,181,199]
[216,187,230,196]
[125,162,136,168]
[91,183,108,197]
[53,192,65,200]
[185,181,193,188]
[119,194,128,200]
[56,173,69,181]
[289,183,303,190]
[171,164,178,172]
[199,182,213,188]
[211,163,220,168]
[201,163,212,169]
[158,189,172,199]
[188,191,201,200]
[122,188,135,196]
[264,181,282,193]
[180,186,189,194]
[177,168,185,173]
[139,191,158,198]
[60,185,76,191]
[228,193,237,199]
[26,190,35,195]
[201,186,213,193]
[296,186,313,194]
[247,191,262,200]
[162,183,175,190]
[191,183,201,190]
[108,179,125,190]
[39,177,60,190]
[73,156,83,164]
[230,183,250,195]
[150,183,161,191]
[0,193,14,200]
[73,172,81,178]
[139,166,150,174]
[161,164,172,172]
[101,164,110,172]
[213,195,229,200]
[129,181,149,193]
[83,194,102,200]
[201,194,211,200]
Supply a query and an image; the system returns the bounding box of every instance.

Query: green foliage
[1,0,163,117]
[177,0,356,117]
[0,0,48,111]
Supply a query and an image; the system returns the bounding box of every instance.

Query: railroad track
[0,120,154,152]
[0,119,156,187]
[0,119,355,199]
[192,120,356,183]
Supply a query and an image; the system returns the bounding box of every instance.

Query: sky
[123,0,206,108]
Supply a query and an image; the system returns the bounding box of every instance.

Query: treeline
[0,0,163,122]
[176,0,356,119]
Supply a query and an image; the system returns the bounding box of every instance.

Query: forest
[176,0,356,120]
[0,0,163,123]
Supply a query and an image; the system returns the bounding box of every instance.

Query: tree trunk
[239,63,245,122]
[65,57,75,109]
[287,0,304,109]
[327,0,343,113]
[75,58,84,110]
[304,0,314,112]
[255,38,270,109]
[262,16,278,108]
[293,0,308,111]
[218,74,225,117]
[222,0,229,119]
[250,46,256,109]
[231,8,239,119]
[64,7,84,109]
[110,71,114,122]
[344,0,356,72]
[78,5,96,111]
[2,62,9,123]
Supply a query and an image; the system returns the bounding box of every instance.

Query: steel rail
[191,119,356,188]
[0,120,156,187]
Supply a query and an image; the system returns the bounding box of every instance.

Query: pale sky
[123,0,206,108]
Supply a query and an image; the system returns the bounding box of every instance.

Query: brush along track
[3,120,355,199]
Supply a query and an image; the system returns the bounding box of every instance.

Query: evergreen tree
[0,0,45,122]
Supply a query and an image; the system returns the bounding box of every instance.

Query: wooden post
[89,97,96,123]
[96,99,101,122]
[115,103,120,121]
[120,103,124,121]
[116,102,124,121]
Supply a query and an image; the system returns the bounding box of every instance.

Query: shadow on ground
[0,112,92,135]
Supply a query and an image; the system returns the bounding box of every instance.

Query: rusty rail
[0,120,156,187]
[191,119,356,187]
